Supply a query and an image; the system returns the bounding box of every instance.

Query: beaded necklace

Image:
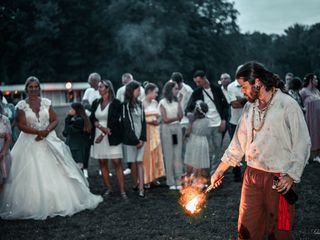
[251,89,277,142]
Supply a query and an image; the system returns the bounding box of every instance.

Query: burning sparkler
[179,175,224,217]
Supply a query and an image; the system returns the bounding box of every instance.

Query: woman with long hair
[0,76,102,220]
[63,102,92,170]
[159,81,183,190]
[300,73,320,162]
[142,83,165,188]
[90,80,127,199]
[121,80,146,197]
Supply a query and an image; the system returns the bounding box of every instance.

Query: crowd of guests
[0,67,318,221]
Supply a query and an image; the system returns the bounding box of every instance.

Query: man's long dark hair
[235,61,285,92]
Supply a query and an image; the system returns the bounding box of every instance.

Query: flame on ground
[179,186,207,216]
[186,196,200,213]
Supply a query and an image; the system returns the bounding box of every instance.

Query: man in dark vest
[186,70,228,173]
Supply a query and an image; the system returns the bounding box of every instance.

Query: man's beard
[245,85,260,103]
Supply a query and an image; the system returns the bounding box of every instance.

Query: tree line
[1,0,319,90]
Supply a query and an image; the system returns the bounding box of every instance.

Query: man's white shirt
[228,80,245,125]
[116,85,145,102]
[178,83,193,126]
[82,88,100,105]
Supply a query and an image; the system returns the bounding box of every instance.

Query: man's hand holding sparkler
[209,162,231,192]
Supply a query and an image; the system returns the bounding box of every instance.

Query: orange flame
[186,196,200,213]
[179,175,224,217]
[179,186,207,216]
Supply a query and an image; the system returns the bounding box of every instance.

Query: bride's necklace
[251,89,277,142]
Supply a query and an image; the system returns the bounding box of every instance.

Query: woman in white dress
[90,80,127,199]
[0,76,102,220]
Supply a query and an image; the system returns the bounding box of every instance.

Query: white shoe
[99,170,112,176]
[176,185,182,190]
[169,185,177,190]
[123,168,131,175]
[83,169,88,178]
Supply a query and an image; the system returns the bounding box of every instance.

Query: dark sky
[232,0,320,34]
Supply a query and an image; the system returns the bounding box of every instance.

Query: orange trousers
[238,167,295,240]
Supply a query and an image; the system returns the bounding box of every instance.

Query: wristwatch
[101,132,106,137]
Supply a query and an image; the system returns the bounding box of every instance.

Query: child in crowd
[184,101,210,178]
[63,102,92,170]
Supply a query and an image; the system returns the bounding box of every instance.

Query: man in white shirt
[186,70,229,173]
[82,72,101,115]
[227,77,248,182]
[171,72,193,126]
[210,62,310,239]
[219,73,232,146]
[81,72,101,178]
[284,72,294,91]
[220,73,232,104]
[171,72,193,162]
[116,73,145,102]
[227,79,247,136]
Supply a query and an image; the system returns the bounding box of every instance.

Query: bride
[0,76,103,220]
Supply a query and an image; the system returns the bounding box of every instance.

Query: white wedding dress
[0,98,103,220]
